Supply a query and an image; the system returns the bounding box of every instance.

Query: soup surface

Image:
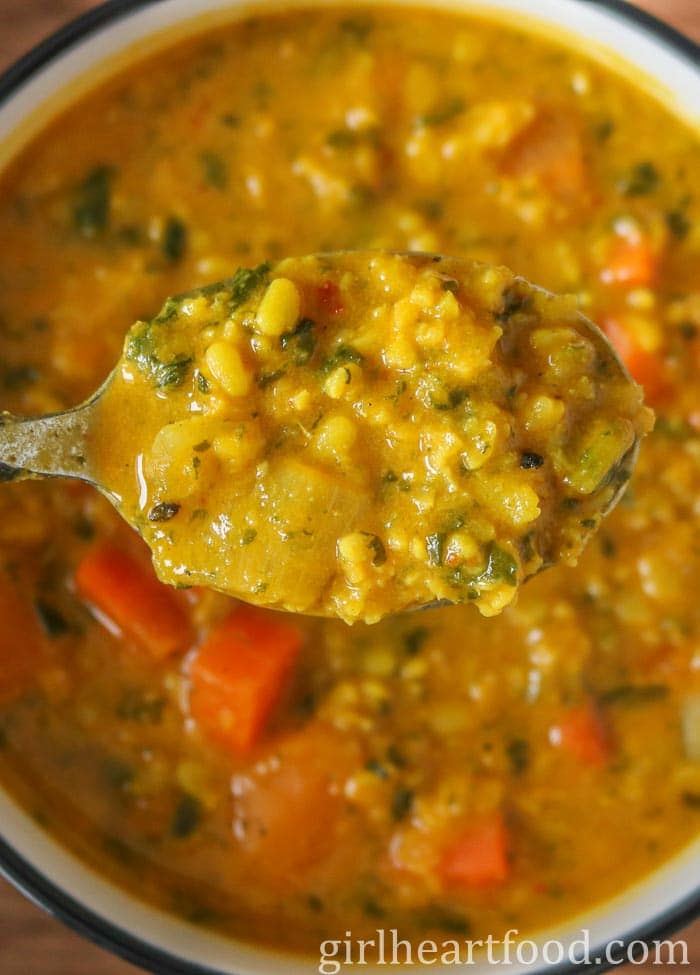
[0,4,699,956]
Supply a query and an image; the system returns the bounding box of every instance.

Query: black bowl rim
[0,1,699,973]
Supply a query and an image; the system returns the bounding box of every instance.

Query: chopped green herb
[320,344,364,374]
[228,262,271,309]
[666,209,691,240]
[363,533,387,566]
[74,165,113,237]
[600,534,617,558]
[117,691,165,724]
[594,118,615,142]
[162,216,188,262]
[73,515,95,540]
[280,317,316,365]
[496,284,531,322]
[414,905,470,935]
[326,129,361,149]
[197,373,211,394]
[307,894,325,913]
[171,793,202,838]
[386,744,406,768]
[391,787,414,821]
[3,365,39,390]
[241,528,257,545]
[126,314,194,388]
[416,198,444,221]
[102,835,136,865]
[102,756,134,791]
[417,97,466,128]
[620,161,660,196]
[404,627,428,656]
[362,898,386,919]
[258,368,286,388]
[117,225,142,246]
[430,386,468,411]
[199,150,228,189]
[599,683,669,706]
[476,542,518,587]
[155,355,192,386]
[338,16,374,41]
[365,759,389,780]
[34,600,70,638]
[507,738,530,775]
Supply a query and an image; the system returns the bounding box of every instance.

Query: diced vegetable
[600,231,657,286]
[504,108,586,198]
[548,702,611,766]
[602,316,668,403]
[75,541,191,659]
[230,722,360,878]
[439,813,509,887]
[561,416,635,496]
[189,605,303,753]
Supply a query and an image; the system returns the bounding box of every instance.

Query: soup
[0,4,698,956]
[87,250,650,622]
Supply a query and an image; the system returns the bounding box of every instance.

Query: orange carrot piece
[549,701,611,767]
[0,570,45,704]
[439,813,510,888]
[504,108,586,199]
[600,233,657,287]
[75,541,191,660]
[189,606,303,754]
[602,316,668,403]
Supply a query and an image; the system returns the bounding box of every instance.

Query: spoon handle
[0,402,96,484]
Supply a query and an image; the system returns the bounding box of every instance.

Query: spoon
[0,250,652,624]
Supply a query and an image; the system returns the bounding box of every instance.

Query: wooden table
[0,1,698,972]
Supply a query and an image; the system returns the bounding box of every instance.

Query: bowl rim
[0,2,699,974]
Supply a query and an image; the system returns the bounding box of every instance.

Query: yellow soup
[0,3,698,958]
[90,251,650,622]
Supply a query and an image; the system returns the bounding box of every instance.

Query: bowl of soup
[0,1,698,973]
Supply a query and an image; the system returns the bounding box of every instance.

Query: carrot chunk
[75,541,191,660]
[439,813,509,888]
[601,232,657,287]
[549,701,611,767]
[189,605,303,754]
[602,316,668,403]
[504,108,586,199]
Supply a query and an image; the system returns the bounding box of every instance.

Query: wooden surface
[0,1,698,973]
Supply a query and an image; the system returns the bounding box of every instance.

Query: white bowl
[0,3,698,973]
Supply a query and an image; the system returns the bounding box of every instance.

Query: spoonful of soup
[0,251,652,623]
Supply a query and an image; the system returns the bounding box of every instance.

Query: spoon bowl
[0,250,653,623]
